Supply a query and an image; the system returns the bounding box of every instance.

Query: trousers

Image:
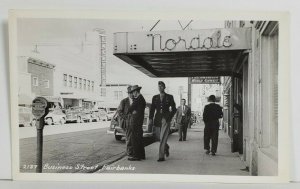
[204,121,219,153]
[125,128,133,156]
[159,118,170,159]
[131,127,145,159]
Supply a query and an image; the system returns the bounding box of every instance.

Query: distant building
[18,31,105,109]
[99,84,130,108]
[18,56,55,106]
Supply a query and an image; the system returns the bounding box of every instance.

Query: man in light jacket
[175,99,191,141]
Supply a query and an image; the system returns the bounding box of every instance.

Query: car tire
[115,134,122,141]
[46,118,53,125]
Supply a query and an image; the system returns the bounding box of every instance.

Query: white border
[9,10,290,183]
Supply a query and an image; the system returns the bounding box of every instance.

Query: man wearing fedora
[149,81,176,162]
[203,95,223,156]
[127,85,146,161]
[117,85,133,158]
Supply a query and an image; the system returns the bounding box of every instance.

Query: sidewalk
[99,123,249,175]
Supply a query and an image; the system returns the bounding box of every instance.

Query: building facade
[99,84,130,108]
[223,20,278,176]
[18,56,55,106]
[18,31,105,109]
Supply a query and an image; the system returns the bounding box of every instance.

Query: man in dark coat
[175,99,191,141]
[203,95,223,156]
[117,86,133,157]
[149,81,176,162]
[127,85,146,161]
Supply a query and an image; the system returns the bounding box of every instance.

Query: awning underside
[115,50,245,77]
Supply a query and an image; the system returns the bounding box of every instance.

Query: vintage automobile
[65,107,93,123]
[106,107,117,121]
[89,109,108,122]
[18,106,36,127]
[43,97,67,125]
[44,108,67,125]
[107,103,153,141]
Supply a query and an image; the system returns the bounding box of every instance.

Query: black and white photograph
[8,10,290,183]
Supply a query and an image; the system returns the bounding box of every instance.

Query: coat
[149,93,176,127]
[117,97,131,130]
[175,105,191,126]
[128,94,146,130]
[203,103,223,128]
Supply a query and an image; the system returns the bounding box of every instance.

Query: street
[19,121,127,173]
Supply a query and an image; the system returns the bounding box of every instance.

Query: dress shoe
[205,150,210,155]
[183,139,186,141]
[179,138,182,141]
[128,157,141,161]
[157,158,165,162]
[211,152,216,156]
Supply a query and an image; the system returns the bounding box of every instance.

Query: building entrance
[113,27,251,157]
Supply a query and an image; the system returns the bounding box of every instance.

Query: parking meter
[32,97,50,173]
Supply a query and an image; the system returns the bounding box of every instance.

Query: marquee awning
[113,28,251,77]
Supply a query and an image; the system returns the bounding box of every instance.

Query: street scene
[17,19,279,176]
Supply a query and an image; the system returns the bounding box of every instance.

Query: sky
[17,18,224,102]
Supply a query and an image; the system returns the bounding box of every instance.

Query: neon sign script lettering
[147,30,232,51]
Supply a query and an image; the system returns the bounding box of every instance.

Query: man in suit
[149,81,176,162]
[175,99,191,141]
[117,86,133,157]
[203,95,223,156]
[127,85,146,161]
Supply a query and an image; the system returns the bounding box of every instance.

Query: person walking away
[127,85,146,161]
[149,81,176,162]
[117,86,133,158]
[175,99,191,141]
[203,95,223,156]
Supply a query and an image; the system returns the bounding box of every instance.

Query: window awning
[113,28,251,77]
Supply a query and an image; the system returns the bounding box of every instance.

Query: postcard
[9,10,290,183]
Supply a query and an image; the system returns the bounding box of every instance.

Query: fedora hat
[130,85,142,93]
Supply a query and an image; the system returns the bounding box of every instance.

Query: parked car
[65,107,89,123]
[106,107,117,121]
[43,97,66,125]
[97,109,109,121]
[44,108,67,125]
[107,103,153,141]
[81,109,93,123]
[19,106,36,127]
[90,109,108,122]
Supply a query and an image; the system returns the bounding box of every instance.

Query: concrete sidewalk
[99,124,249,175]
